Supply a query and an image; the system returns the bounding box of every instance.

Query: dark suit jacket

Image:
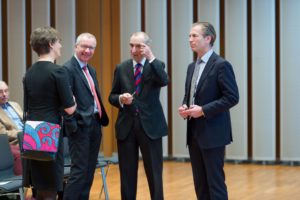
[183,52,239,149]
[64,56,109,131]
[109,58,168,140]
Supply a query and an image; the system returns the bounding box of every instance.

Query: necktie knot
[135,63,142,69]
[197,59,203,65]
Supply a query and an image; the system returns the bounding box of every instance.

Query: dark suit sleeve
[149,59,169,87]
[202,61,239,118]
[182,63,194,106]
[109,65,122,108]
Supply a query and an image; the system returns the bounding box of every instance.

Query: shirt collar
[74,54,87,69]
[133,57,146,67]
[1,102,9,109]
[199,49,213,64]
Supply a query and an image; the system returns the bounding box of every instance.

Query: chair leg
[99,165,109,200]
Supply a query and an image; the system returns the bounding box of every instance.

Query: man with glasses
[0,80,23,176]
[63,33,109,200]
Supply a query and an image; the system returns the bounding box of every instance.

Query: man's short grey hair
[75,33,97,45]
[130,32,152,45]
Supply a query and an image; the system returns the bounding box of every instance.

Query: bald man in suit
[109,32,168,200]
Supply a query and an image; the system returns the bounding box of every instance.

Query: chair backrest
[0,134,15,179]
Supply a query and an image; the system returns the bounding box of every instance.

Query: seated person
[0,80,38,200]
[0,80,23,175]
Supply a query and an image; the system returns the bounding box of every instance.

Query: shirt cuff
[149,57,156,63]
[119,95,124,108]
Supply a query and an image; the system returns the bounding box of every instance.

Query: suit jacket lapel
[196,52,217,92]
[88,65,104,101]
[10,102,23,119]
[126,60,135,93]
[139,60,150,95]
[72,57,93,95]
[187,63,196,96]
[0,107,18,129]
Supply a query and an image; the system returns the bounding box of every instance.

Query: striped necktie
[134,63,142,95]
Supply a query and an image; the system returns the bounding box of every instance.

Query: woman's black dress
[23,61,75,191]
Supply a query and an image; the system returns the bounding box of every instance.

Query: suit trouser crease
[188,139,228,200]
[63,117,102,200]
[117,114,164,200]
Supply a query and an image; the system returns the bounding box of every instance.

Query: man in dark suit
[109,32,168,200]
[63,33,109,200]
[178,22,239,200]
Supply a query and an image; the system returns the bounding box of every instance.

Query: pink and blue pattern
[23,121,60,153]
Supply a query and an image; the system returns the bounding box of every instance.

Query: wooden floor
[88,161,300,200]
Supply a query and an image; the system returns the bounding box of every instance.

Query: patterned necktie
[189,59,202,105]
[83,66,102,118]
[134,63,142,95]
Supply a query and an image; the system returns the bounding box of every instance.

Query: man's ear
[205,35,212,44]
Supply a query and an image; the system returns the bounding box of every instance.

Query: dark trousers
[117,115,164,200]
[63,116,102,200]
[188,139,228,200]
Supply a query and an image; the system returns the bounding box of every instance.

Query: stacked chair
[0,134,25,200]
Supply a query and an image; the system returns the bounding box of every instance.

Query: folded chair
[97,152,119,200]
[0,134,25,200]
[63,137,109,199]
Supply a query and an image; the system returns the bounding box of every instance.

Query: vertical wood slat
[280,0,300,161]
[224,0,248,160]
[252,0,276,161]
[120,0,141,61]
[7,0,26,106]
[167,0,173,155]
[99,0,119,156]
[198,0,220,54]
[55,0,75,65]
[171,0,193,157]
[275,0,280,160]
[1,0,8,82]
[145,0,168,156]
[247,0,253,160]
[110,0,121,151]
[0,0,2,79]
[31,0,50,64]
[25,0,31,68]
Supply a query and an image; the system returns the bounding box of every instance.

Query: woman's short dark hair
[30,26,60,56]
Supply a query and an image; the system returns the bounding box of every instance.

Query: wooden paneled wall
[2,0,300,161]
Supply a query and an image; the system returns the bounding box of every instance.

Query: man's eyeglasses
[79,44,96,50]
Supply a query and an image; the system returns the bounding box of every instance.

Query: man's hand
[140,43,155,61]
[178,104,189,119]
[185,105,205,118]
[120,93,134,105]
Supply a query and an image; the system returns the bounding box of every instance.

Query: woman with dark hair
[23,26,76,200]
